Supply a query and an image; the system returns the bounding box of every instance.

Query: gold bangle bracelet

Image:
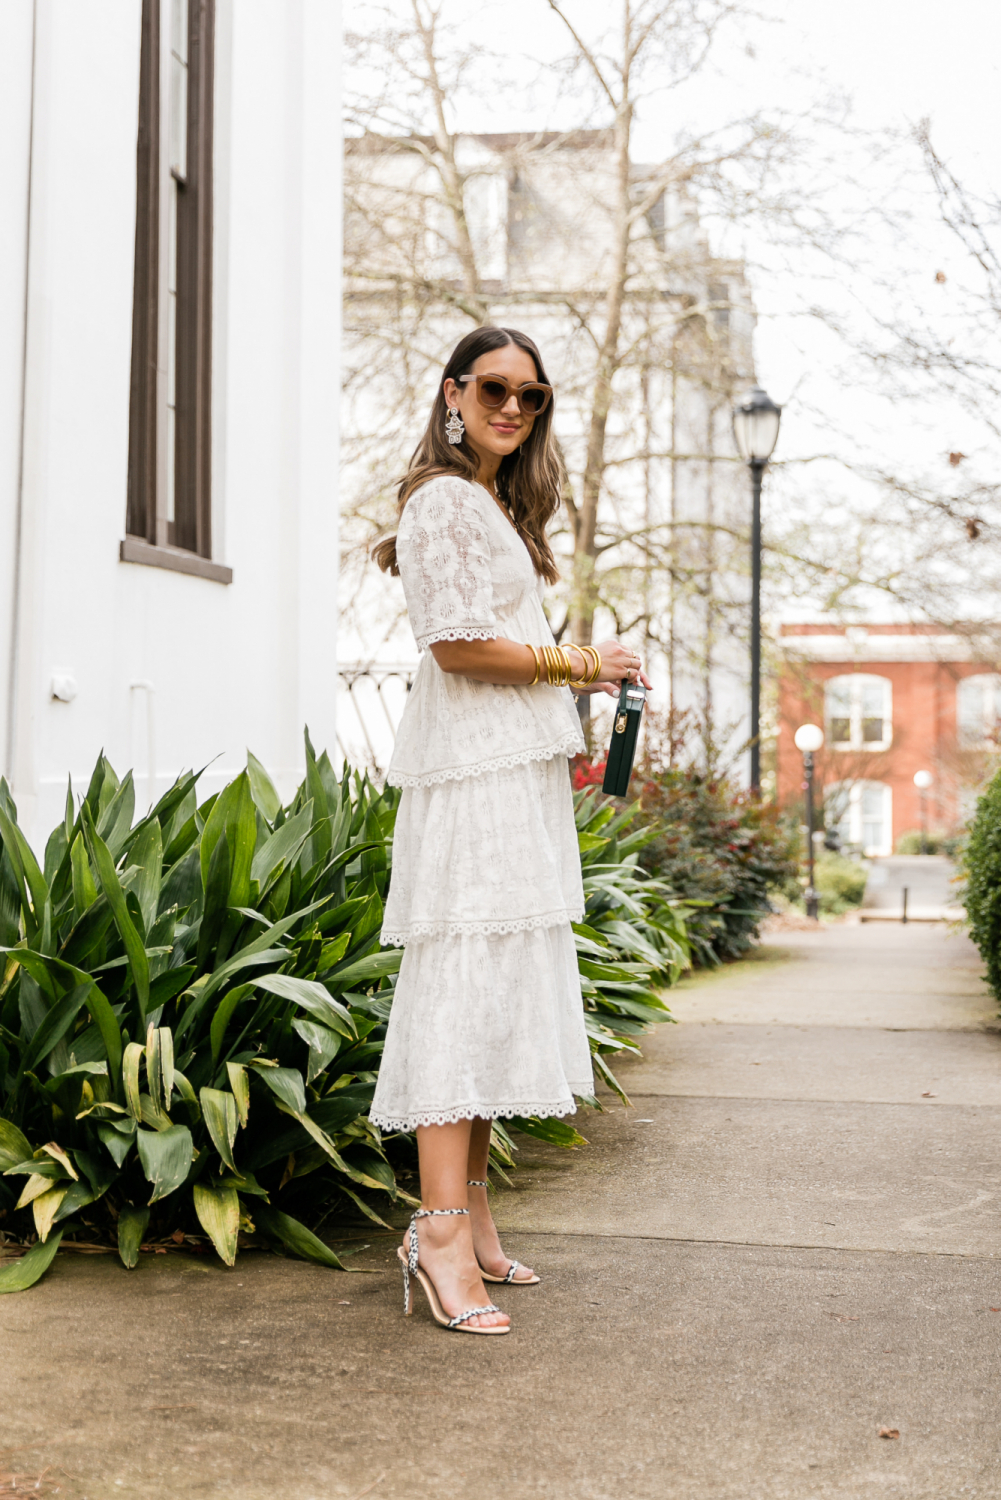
[543,644,569,687]
[583,645,603,684]
[525,643,541,686]
[567,648,591,687]
[567,643,601,688]
[565,645,585,683]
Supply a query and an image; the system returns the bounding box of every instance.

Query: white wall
[0,5,34,781]
[0,0,341,849]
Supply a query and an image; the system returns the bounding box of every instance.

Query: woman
[370,326,648,1334]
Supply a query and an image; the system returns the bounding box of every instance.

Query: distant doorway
[826,779,893,857]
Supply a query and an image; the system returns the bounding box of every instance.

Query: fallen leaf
[921,1091,936,1098]
[989,1307,1001,1312]
[878,1427,900,1440]
[934,270,947,283]
[171,1230,186,1244]
[948,451,965,467]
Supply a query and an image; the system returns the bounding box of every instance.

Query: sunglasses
[458,373,553,416]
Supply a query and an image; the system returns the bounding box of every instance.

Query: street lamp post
[733,387,782,794]
[913,769,933,854]
[795,723,825,920]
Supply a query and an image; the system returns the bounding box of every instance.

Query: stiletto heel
[467,1179,541,1285]
[398,1207,510,1335]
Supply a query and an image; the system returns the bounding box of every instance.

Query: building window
[825,673,892,751]
[708,281,730,328]
[957,673,1001,748]
[826,780,892,857]
[124,0,226,580]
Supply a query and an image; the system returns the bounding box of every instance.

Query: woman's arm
[430,638,652,694]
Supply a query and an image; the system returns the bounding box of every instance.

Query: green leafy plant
[566,789,687,1105]
[0,743,686,1288]
[0,734,408,1288]
[961,767,1001,1005]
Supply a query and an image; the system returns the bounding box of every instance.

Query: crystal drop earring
[445,406,465,445]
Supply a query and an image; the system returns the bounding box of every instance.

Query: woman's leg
[408,1120,509,1330]
[465,1117,535,1280]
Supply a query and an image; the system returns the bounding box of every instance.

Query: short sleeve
[397,478,499,652]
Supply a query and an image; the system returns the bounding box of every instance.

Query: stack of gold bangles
[525,643,603,690]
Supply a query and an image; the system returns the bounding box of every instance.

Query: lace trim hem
[415,626,499,651]
[386,731,586,789]
[381,907,583,946]
[369,1093,592,1132]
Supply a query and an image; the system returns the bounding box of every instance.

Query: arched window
[957,673,1001,749]
[826,780,892,857]
[824,674,892,751]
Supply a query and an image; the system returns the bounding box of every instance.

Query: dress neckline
[472,480,520,537]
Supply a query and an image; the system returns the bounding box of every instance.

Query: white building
[0,0,341,850]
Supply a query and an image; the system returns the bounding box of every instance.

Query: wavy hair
[372,326,564,584]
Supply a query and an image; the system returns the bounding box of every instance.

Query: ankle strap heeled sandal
[398,1208,510,1335]
[466,1180,541,1286]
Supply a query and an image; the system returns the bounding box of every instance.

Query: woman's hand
[573,640,652,698]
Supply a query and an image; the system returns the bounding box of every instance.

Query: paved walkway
[860,856,964,923]
[2,923,999,1500]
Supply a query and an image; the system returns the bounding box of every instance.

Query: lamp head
[913,769,933,789]
[733,386,782,465]
[794,723,825,753]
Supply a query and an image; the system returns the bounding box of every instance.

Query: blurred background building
[0,0,341,848]
[777,623,999,854]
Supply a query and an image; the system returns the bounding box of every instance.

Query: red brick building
[776,625,1000,854]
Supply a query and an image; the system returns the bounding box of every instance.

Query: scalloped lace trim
[381,907,583,946]
[369,1094,590,1132]
[387,731,585,789]
[416,627,499,650]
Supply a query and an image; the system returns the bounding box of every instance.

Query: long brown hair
[373,327,564,584]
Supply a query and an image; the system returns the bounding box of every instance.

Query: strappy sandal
[398,1207,510,1335]
[467,1179,541,1285]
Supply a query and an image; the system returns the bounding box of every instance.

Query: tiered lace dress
[369,474,594,1131]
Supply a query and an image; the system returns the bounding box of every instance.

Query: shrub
[631,768,800,964]
[961,767,1001,1004]
[812,852,868,914]
[895,830,964,858]
[0,738,680,1288]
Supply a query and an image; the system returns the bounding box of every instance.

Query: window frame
[824,672,892,752]
[123,0,229,584]
[957,673,1001,749]
[826,779,893,858]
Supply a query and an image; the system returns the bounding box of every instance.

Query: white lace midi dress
[368,474,594,1131]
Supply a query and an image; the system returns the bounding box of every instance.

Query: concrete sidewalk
[859,856,964,923]
[2,924,1000,1500]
